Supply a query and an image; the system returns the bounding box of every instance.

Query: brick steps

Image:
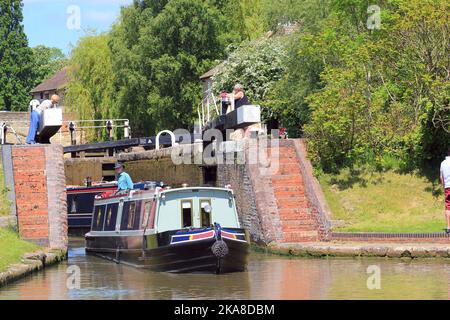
[282,223,316,231]
[272,174,303,187]
[276,199,308,209]
[277,164,302,175]
[281,219,316,226]
[283,231,319,242]
[268,144,319,243]
[274,191,306,198]
[273,185,304,192]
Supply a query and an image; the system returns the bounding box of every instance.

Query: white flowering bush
[212,36,287,110]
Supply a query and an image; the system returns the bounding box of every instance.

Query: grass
[0,169,10,216]
[319,168,445,232]
[0,228,40,272]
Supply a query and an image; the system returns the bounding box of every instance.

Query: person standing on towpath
[440,148,450,233]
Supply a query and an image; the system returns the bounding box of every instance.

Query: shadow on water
[2,238,450,299]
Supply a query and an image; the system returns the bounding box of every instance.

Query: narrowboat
[67,183,117,231]
[67,181,162,231]
[85,186,249,274]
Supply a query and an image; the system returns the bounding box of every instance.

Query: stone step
[283,230,319,237]
[274,191,306,198]
[281,224,316,231]
[278,157,299,164]
[280,214,314,220]
[279,208,310,215]
[275,198,308,209]
[277,147,297,156]
[277,164,301,175]
[281,220,317,226]
[282,225,317,232]
[271,175,303,187]
[271,174,303,181]
[273,185,304,192]
[282,231,319,242]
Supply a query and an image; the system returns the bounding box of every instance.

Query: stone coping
[333,232,450,239]
[0,249,67,288]
[254,242,450,259]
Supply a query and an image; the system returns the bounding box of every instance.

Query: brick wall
[332,232,450,243]
[218,138,332,244]
[218,163,266,244]
[65,157,116,186]
[118,147,204,186]
[45,145,68,249]
[11,145,67,249]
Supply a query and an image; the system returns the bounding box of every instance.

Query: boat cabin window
[142,201,153,229]
[181,200,193,228]
[68,194,96,214]
[200,200,212,227]
[92,205,106,231]
[104,203,119,231]
[121,201,142,230]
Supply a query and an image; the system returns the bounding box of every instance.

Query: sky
[23,0,133,55]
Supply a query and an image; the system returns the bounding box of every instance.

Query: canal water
[1,238,450,300]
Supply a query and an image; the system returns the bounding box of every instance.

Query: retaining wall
[1,145,68,249]
[218,138,332,244]
[117,147,205,186]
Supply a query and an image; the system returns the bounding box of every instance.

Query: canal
[1,238,450,300]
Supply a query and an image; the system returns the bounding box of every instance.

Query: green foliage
[262,0,332,137]
[0,228,40,272]
[62,0,449,176]
[65,33,116,141]
[240,0,265,40]
[319,168,444,232]
[282,0,450,172]
[262,0,330,32]
[212,35,288,121]
[31,45,67,88]
[0,0,34,111]
[110,0,227,136]
[208,0,248,42]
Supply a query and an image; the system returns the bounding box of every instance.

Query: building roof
[199,62,225,81]
[31,67,68,93]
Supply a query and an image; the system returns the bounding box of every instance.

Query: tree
[110,0,227,136]
[0,0,34,111]
[262,0,330,32]
[65,33,116,141]
[208,0,248,43]
[212,35,288,121]
[31,45,67,88]
[300,0,450,171]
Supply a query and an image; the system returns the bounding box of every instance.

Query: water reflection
[1,239,450,300]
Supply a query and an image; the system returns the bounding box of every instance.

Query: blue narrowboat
[85,186,250,274]
[67,181,162,231]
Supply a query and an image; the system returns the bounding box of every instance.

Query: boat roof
[159,186,234,195]
[94,186,234,203]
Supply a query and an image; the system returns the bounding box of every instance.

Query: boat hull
[85,230,249,274]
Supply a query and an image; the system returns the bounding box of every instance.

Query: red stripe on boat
[222,231,237,239]
[191,230,215,240]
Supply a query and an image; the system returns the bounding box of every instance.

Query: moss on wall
[0,155,10,216]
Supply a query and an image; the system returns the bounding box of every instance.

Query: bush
[212,35,288,122]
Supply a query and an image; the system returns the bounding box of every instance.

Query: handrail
[155,130,177,150]
[0,118,131,145]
